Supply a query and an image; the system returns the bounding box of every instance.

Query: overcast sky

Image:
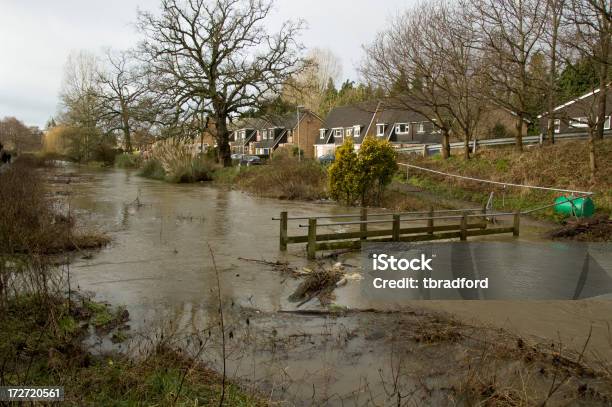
[0,0,413,127]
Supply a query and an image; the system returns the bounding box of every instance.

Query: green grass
[114,153,141,169]
[139,158,166,180]
[399,140,612,223]
[0,295,266,406]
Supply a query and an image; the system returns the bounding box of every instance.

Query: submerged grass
[0,295,266,406]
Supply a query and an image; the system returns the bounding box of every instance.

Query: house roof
[537,84,612,119]
[323,102,379,130]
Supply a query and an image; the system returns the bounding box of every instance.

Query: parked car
[318,153,335,165]
[231,153,244,161]
[239,155,262,166]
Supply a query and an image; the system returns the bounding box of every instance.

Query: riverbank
[398,139,612,224]
[0,158,265,405]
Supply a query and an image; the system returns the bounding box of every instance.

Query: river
[52,166,612,405]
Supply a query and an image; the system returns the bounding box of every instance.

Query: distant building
[230,109,324,158]
[538,86,612,136]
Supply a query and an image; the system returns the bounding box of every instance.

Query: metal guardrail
[396,132,610,154]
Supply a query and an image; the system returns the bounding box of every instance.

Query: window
[395,123,408,134]
[569,117,588,128]
[345,127,353,137]
[269,128,276,139]
[353,126,361,137]
[554,119,561,133]
[604,116,611,130]
[333,128,342,138]
[240,130,246,139]
[417,122,425,133]
[319,129,326,139]
[376,123,386,137]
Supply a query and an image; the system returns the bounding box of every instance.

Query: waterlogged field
[48,165,612,405]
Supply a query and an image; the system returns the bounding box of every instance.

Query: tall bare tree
[566,0,611,140]
[137,0,305,166]
[59,50,107,161]
[97,49,153,152]
[282,48,342,114]
[363,0,487,159]
[543,0,568,144]
[468,0,547,151]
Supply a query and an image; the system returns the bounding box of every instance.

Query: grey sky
[0,0,413,127]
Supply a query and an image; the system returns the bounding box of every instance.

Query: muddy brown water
[53,166,612,405]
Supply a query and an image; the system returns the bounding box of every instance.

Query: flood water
[54,166,612,405]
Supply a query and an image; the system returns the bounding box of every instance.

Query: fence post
[427,206,434,235]
[460,212,468,241]
[279,211,288,251]
[307,218,317,260]
[481,203,488,228]
[392,214,400,241]
[360,207,368,240]
[422,144,427,157]
[472,138,477,154]
[513,211,520,237]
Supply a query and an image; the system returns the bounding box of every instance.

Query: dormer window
[604,116,611,130]
[554,119,561,133]
[417,122,425,133]
[319,129,326,139]
[269,128,276,139]
[333,128,343,138]
[353,125,361,137]
[345,127,353,137]
[395,123,408,134]
[376,124,386,137]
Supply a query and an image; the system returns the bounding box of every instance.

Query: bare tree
[543,0,568,144]
[566,0,611,140]
[363,0,487,159]
[137,0,306,166]
[282,47,342,114]
[59,50,107,161]
[468,0,547,151]
[97,49,153,152]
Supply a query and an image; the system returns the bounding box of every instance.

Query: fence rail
[396,132,610,155]
[277,208,520,259]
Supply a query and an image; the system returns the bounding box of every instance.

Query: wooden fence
[275,208,520,259]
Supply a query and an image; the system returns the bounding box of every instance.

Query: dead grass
[401,139,612,221]
[234,156,327,201]
[0,159,109,255]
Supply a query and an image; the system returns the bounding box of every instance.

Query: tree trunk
[121,100,132,152]
[588,129,597,185]
[441,129,450,159]
[216,114,232,167]
[595,75,607,140]
[463,134,470,160]
[515,116,524,152]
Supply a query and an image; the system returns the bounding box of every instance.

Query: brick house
[230,110,324,158]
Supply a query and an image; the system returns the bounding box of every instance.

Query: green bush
[328,137,397,206]
[139,159,166,180]
[167,155,219,183]
[115,153,141,169]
